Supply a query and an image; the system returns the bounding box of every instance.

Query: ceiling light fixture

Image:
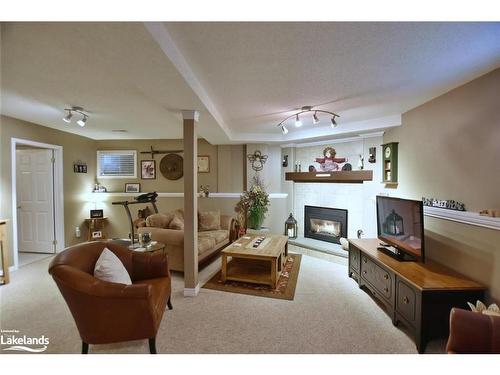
[312,111,320,124]
[294,114,302,127]
[77,115,88,127]
[63,111,73,123]
[62,106,89,128]
[331,115,338,128]
[276,106,339,135]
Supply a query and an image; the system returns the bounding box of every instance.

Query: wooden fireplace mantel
[285,170,373,183]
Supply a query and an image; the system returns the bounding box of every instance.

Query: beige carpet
[0,248,445,354]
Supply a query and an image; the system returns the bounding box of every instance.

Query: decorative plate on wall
[160,153,183,180]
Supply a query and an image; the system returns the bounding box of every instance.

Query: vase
[248,209,265,230]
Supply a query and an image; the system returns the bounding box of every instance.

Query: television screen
[376,196,424,262]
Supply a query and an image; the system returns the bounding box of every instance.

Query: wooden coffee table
[221,234,288,288]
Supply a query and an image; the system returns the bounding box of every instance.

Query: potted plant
[235,176,270,230]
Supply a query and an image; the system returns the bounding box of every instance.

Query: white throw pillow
[93,248,132,285]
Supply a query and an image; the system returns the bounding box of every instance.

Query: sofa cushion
[198,230,229,245]
[93,248,132,285]
[168,216,184,230]
[199,210,221,231]
[146,213,174,228]
[198,236,216,255]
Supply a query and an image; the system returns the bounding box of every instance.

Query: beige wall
[383,68,500,302]
[0,115,97,266]
[95,138,219,193]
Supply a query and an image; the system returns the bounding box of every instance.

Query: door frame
[11,138,65,269]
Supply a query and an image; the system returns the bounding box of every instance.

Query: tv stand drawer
[360,256,393,301]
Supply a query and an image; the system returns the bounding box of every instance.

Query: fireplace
[304,205,348,244]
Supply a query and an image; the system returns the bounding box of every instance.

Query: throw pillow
[168,216,185,230]
[199,210,221,231]
[146,213,174,228]
[94,248,132,285]
[172,209,184,220]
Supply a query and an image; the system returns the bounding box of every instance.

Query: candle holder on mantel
[284,213,298,239]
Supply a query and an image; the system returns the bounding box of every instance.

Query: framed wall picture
[141,160,156,179]
[125,183,140,193]
[197,155,210,173]
[92,230,102,239]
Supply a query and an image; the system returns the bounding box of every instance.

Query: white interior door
[16,149,56,254]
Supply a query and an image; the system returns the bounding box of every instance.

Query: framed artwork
[125,183,140,193]
[73,161,88,173]
[197,155,210,173]
[141,160,156,179]
[92,230,102,239]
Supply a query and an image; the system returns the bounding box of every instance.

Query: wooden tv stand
[348,239,486,353]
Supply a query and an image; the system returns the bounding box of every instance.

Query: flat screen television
[376,196,425,262]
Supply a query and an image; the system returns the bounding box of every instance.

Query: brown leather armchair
[48,241,172,354]
[446,308,500,353]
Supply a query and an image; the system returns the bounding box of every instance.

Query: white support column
[182,110,200,296]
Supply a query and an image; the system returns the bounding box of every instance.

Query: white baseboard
[183,283,200,297]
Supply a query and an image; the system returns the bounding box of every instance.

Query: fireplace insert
[304,205,348,244]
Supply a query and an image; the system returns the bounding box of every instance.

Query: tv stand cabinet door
[348,244,360,277]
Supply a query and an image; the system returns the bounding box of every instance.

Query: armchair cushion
[93,248,132,285]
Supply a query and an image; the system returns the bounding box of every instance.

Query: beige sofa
[137,210,238,272]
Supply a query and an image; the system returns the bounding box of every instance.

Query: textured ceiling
[2,22,500,144]
[165,22,500,141]
[0,22,229,142]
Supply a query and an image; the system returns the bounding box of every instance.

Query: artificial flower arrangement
[467,300,500,316]
[235,175,270,230]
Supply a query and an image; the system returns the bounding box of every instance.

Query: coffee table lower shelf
[222,258,278,288]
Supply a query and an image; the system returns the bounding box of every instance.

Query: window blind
[97,150,137,178]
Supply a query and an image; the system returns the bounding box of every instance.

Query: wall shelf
[423,206,500,231]
[285,170,373,183]
[90,192,288,199]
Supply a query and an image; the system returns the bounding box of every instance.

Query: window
[97,150,137,178]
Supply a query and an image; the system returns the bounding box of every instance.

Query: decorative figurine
[315,147,347,172]
[357,154,364,170]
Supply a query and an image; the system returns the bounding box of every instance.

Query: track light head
[63,111,73,123]
[312,111,320,124]
[277,106,339,135]
[295,114,302,127]
[331,116,337,128]
[77,115,88,127]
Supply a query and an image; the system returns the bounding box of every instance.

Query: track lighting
[276,105,339,135]
[62,106,89,128]
[77,115,88,127]
[331,115,337,128]
[294,114,302,127]
[312,111,320,124]
[63,111,73,123]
